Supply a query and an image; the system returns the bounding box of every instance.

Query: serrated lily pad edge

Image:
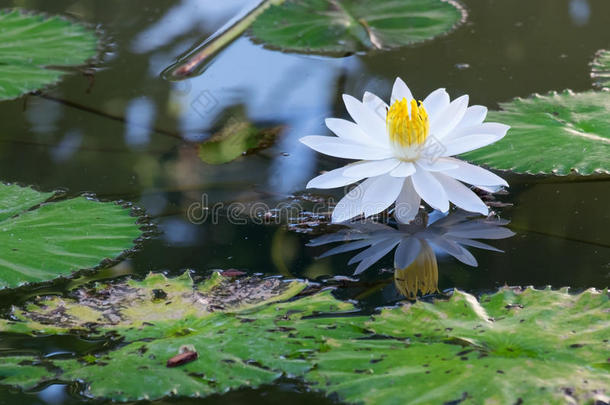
[0,183,153,291]
[247,0,469,56]
[0,8,105,101]
[461,89,610,176]
[591,49,610,90]
[0,277,608,402]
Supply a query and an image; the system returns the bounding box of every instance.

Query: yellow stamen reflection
[394,240,439,300]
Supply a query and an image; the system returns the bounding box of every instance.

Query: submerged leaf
[0,273,608,403]
[198,114,282,164]
[591,49,610,90]
[0,9,99,101]
[461,90,610,175]
[0,183,142,289]
[250,0,465,54]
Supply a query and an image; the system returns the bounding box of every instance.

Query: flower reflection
[394,239,438,299]
[309,210,515,299]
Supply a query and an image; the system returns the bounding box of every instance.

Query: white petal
[431,95,469,139]
[443,122,510,143]
[416,158,459,172]
[331,178,376,223]
[342,94,388,145]
[325,118,380,146]
[441,158,508,187]
[343,158,400,178]
[394,237,422,268]
[363,91,389,115]
[300,136,393,160]
[361,174,404,217]
[306,165,362,189]
[423,88,450,118]
[391,77,413,104]
[390,161,416,177]
[454,105,487,131]
[411,167,449,212]
[394,177,421,223]
[441,134,501,156]
[434,173,489,215]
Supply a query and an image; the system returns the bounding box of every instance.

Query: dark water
[0,0,608,403]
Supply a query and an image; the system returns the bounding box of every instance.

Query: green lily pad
[0,183,142,289]
[461,90,610,175]
[199,113,282,164]
[461,49,610,175]
[250,0,465,54]
[0,9,99,101]
[591,49,610,90]
[0,273,608,403]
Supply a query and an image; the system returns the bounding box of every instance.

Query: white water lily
[300,78,510,224]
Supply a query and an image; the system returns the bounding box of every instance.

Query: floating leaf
[0,9,99,101]
[309,287,610,404]
[0,183,142,289]
[0,272,345,400]
[0,273,608,403]
[591,49,610,90]
[199,113,282,164]
[250,0,465,54]
[461,90,610,175]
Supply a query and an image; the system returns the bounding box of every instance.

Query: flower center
[386,98,429,160]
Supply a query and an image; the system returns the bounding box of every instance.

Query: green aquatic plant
[165,0,465,77]
[0,183,143,289]
[250,0,465,54]
[461,49,610,175]
[0,9,99,101]
[0,272,607,403]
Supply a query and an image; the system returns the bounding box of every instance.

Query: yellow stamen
[386,98,429,147]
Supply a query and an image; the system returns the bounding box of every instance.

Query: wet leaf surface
[0,9,99,101]
[250,0,465,54]
[0,273,608,403]
[461,90,610,175]
[461,49,610,175]
[0,183,143,289]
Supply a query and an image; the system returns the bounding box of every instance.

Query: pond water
[0,0,608,403]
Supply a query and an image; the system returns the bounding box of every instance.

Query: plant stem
[164,0,285,79]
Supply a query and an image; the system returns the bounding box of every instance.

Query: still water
[0,0,608,403]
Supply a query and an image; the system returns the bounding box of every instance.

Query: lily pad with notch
[0,183,143,289]
[461,49,610,175]
[0,9,100,101]
[250,0,466,55]
[460,90,610,175]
